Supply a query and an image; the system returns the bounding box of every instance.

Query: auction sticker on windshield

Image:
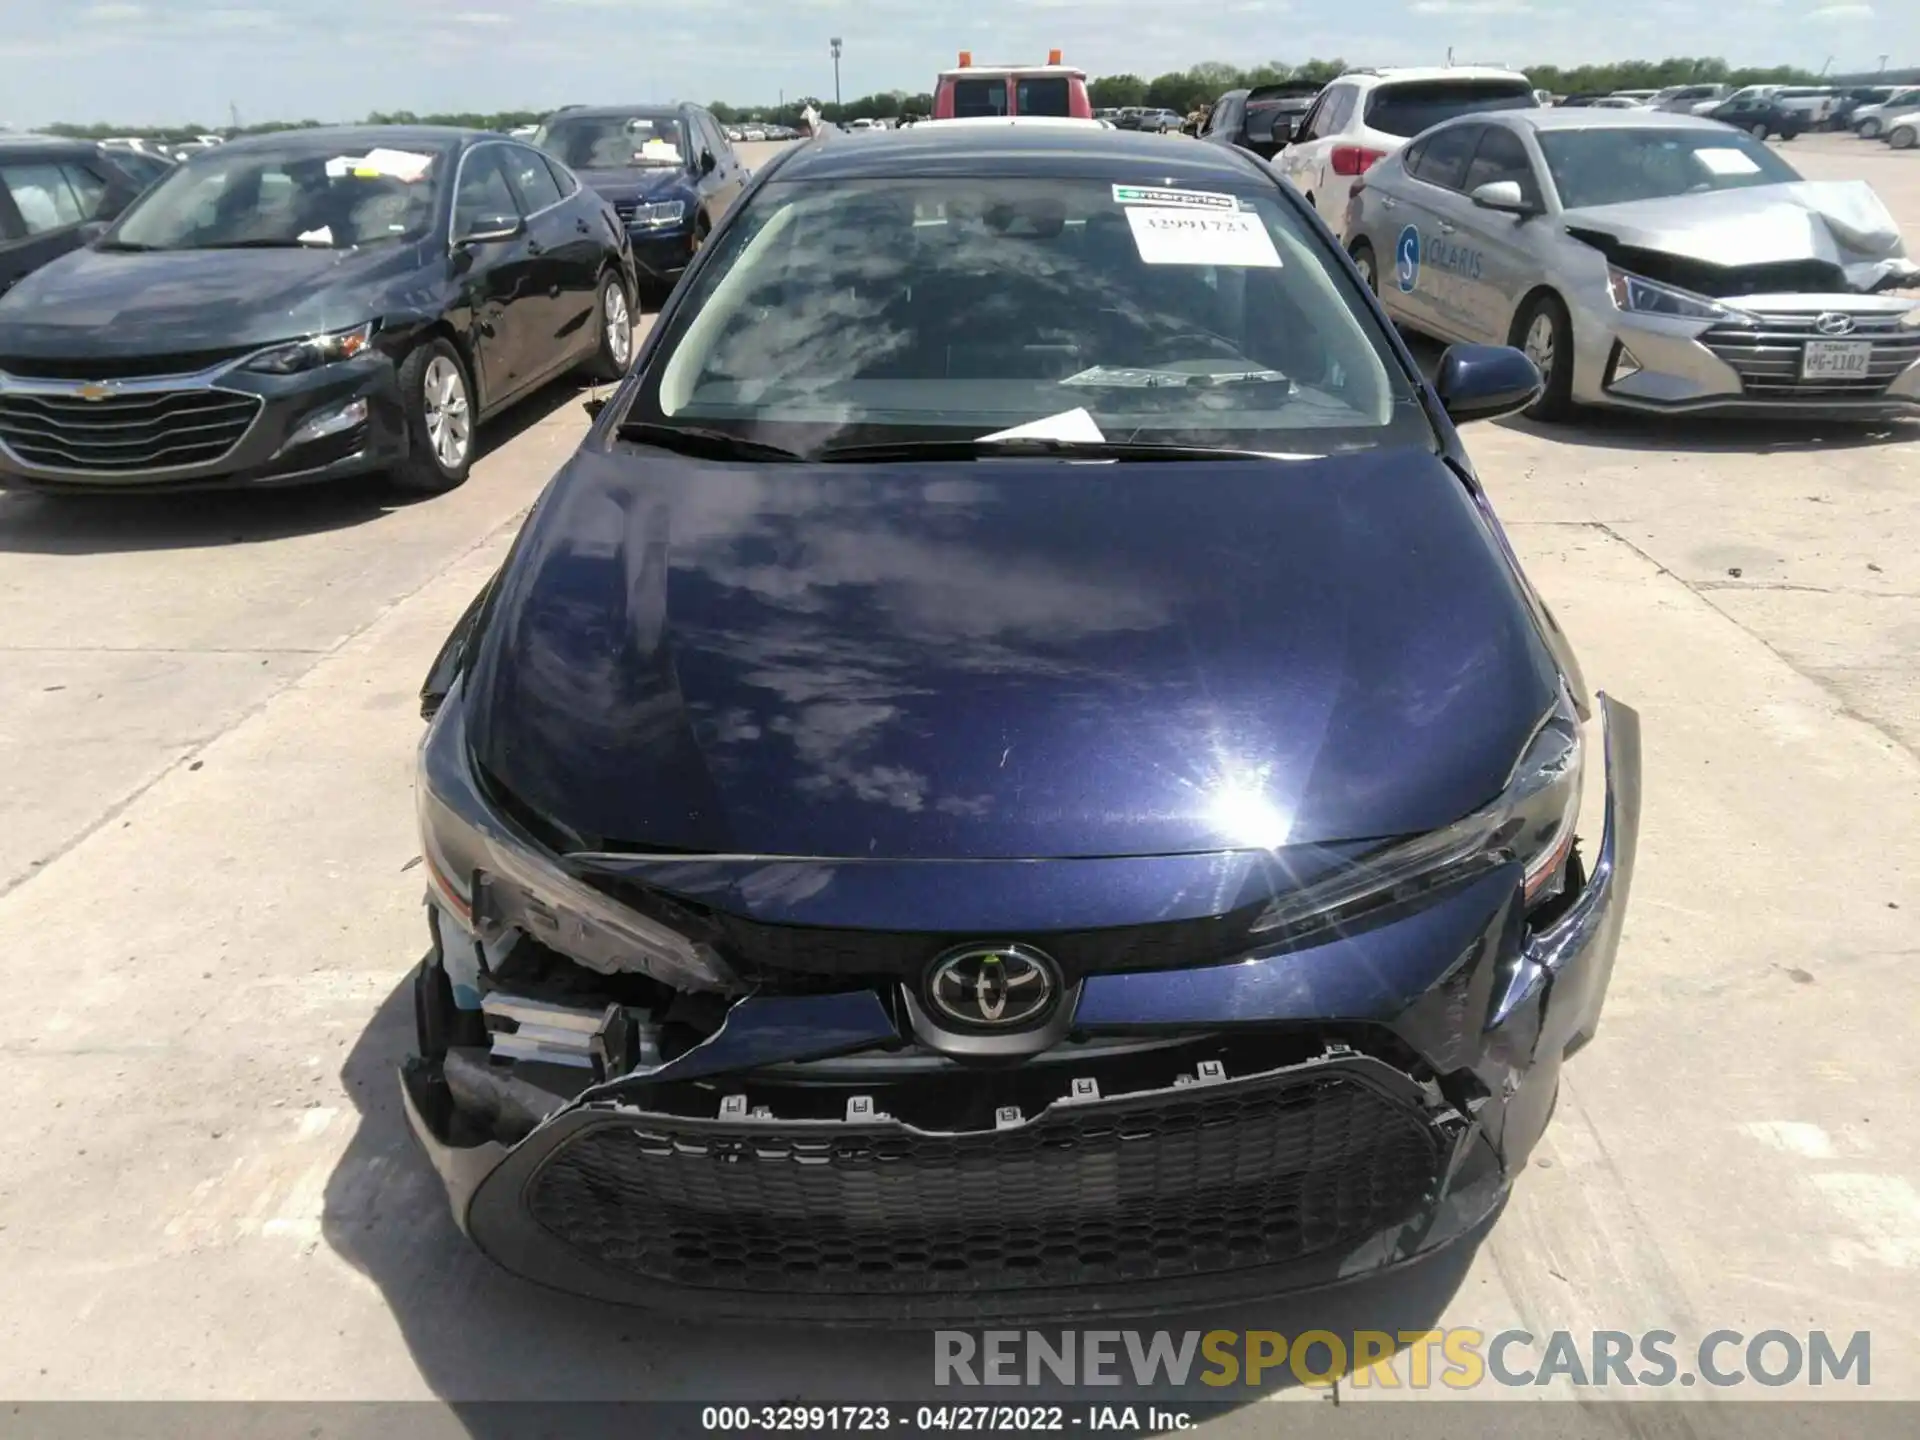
[1112,185,1239,212]
[1126,208,1282,267]
[1696,148,1762,176]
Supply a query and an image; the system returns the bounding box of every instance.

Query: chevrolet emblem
[76,382,114,402]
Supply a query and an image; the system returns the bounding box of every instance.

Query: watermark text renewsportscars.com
[934,1329,1872,1390]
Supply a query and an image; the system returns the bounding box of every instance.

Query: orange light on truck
[958,50,972,67]
[1048,49,1063,64]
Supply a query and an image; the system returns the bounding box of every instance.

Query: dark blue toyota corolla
[400,123,1641,1321]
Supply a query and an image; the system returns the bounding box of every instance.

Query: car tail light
[1330,145,1386,176]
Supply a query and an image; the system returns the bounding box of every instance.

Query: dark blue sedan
[533,103,749,298]
[401,123,1642,1321]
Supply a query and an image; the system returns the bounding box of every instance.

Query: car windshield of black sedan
[634,177,1427,453]
[535,114,684,169]
[109,144,442,250]
[1539,128,1800,209]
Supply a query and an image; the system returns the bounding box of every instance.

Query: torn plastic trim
[1488,692,1642,1045]
[581,988,900,1101]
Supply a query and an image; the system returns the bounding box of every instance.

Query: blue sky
[5,0,1910,127]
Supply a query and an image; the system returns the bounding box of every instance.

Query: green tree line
[34,55,1916,141]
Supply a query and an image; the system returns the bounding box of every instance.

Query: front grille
[708,905,1271,985]
[527,1064,1443,1296]
[0,388,261,473]
[0,347,256,380]
[1703,311,1920,399]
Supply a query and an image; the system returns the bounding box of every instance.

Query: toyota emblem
[1813,312,1855,337]
[926,944,1059,1029]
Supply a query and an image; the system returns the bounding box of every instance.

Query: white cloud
[83,2,146,19]
[1411,0,1533,12]
[1807,2,1871,15]
[452,9,510,21]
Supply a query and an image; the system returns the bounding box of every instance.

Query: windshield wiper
[196,239,334,249]
[615,420,806,463]
[92,240,155,252]
[814,437,1283,464]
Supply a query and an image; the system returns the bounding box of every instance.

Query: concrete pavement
[0,135,1914,1417]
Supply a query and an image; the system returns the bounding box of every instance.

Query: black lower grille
[526,1065,1443,1295]
[612,201,638,223]
[0,388,260,473]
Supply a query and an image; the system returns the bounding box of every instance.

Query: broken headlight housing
[417,687,740,994]
[1606,269,1749,325]
[1250,688,1583,942]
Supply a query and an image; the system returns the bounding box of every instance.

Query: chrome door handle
[1437,222,1456,234]
[1380,197,1398,210]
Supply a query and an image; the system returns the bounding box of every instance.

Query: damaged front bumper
[1570,293,1920,418]
[401,698,1641,1323]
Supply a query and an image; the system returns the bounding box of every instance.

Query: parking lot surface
[0,136,1915,1416]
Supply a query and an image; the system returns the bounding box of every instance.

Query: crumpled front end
[1557,182,1920,417]
[400,697,1641,1323]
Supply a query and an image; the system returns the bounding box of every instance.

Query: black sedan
[1705,94,1806,141]
[0,126,638,496]
[531,104,748,298]
[1,135,146,299]
[401,124,1640,1322]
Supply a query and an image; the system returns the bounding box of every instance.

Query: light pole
[830,36,843,112]
[1879,54,1890,73]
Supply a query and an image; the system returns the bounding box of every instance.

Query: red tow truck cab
[932,49,1093,120]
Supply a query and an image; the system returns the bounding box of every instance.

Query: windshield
[1364,80,1537,138]
[951,79,1009,119]
[1015,76,1072,116]
[629,176,1429,456]
[535,114,684,170]
[1539,129,1800,209]
[110,143,442,250]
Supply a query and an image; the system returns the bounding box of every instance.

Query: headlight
[1606,268,1747,324]
[418,692,740,994]
[1249,689,1583,943]
[631,200,686,228]
[245,321,377,375]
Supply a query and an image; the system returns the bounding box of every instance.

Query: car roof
[1490,107,1737,133]
[216,124,485,155]
[1341,66,1531,85]
[0,133,102,157]
[545,104,686,121]
[771,124,1270,184]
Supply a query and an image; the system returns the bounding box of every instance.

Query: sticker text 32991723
[1123,208,1283,269]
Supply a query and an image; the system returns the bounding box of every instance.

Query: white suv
[1274,67,1538,238]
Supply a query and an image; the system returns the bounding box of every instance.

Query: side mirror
[1242,112,1292,159]
[1434,343,1543,424]
[455,214,525,247]
[699,149,717,175]
[1470,179,1536,215]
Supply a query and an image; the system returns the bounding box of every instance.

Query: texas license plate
[1802,340,1870,379]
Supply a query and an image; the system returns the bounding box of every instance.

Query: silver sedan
[1343,108,1920,420]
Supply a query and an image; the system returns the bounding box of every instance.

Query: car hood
[1561,181,1919,291]
[0,242,426,355]
[463,445,1560,861]
[573,167,690,204]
